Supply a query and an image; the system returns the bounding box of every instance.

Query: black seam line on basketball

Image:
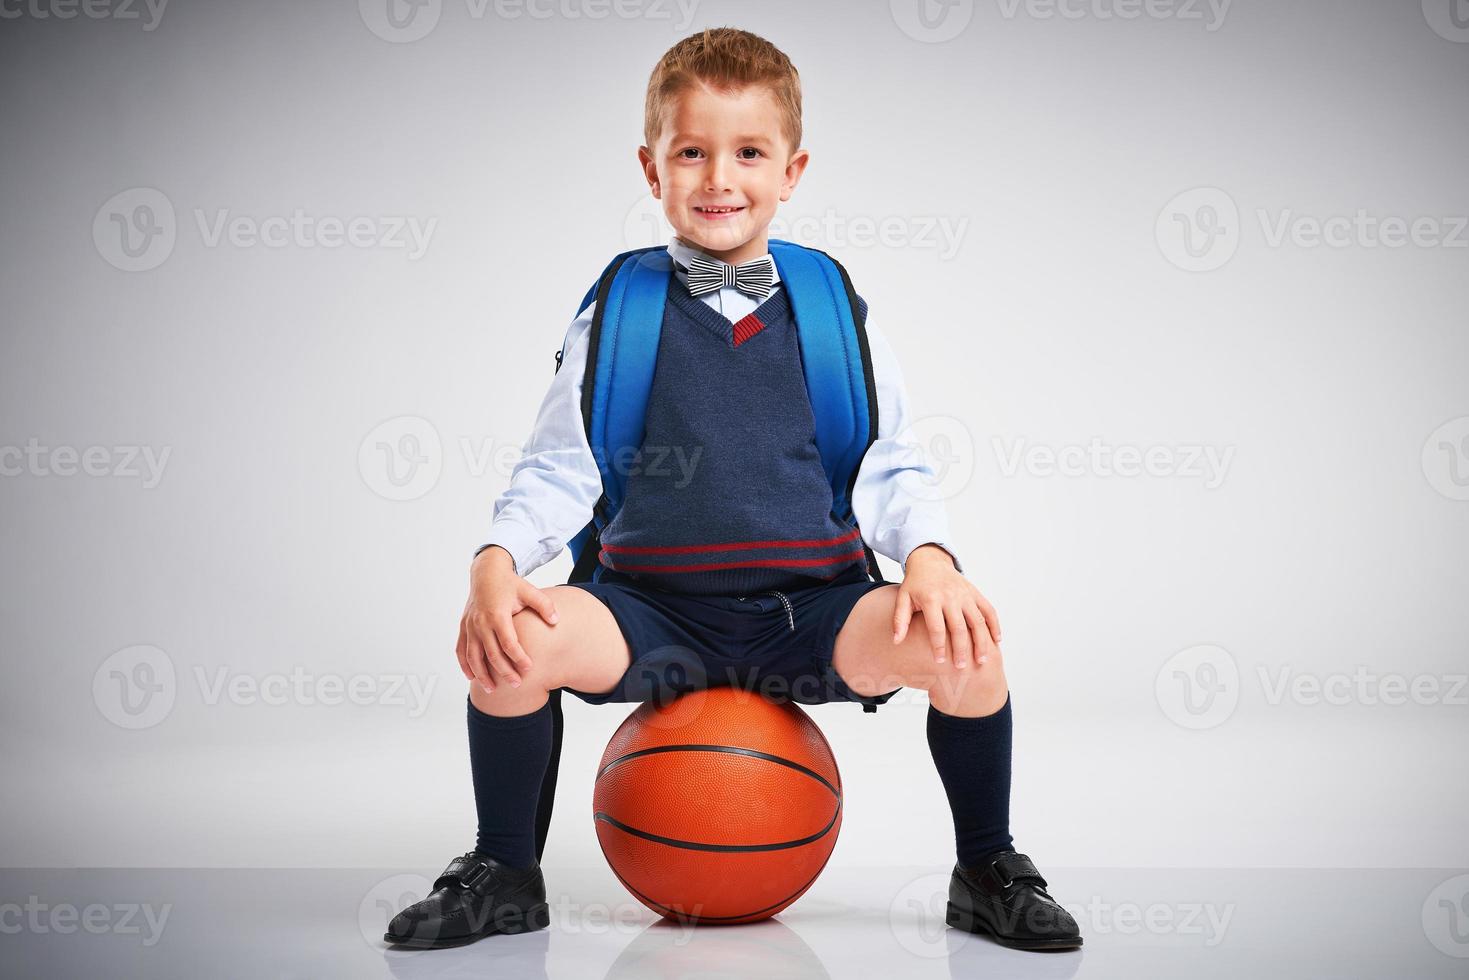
[595,744,840,797]
[592,800,840,853]
[602,851,830,923]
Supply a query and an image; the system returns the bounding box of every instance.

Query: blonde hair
[644,27,802,156]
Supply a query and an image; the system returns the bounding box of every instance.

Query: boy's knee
[927,648,1007,707]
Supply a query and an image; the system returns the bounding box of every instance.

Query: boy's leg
[829,585,1014,864]
[830,588,1080,949]
[386,586,636,947]
[466,585,633,868]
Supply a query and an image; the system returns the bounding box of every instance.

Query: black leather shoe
[384,852,550,948]
[946,850,1082,951]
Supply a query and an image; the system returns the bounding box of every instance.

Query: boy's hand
[893,544,1002,670]
[456,546,560,695]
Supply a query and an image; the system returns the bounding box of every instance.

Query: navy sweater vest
[596,276,869,595]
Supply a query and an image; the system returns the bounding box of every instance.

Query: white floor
[3,864,1465,979]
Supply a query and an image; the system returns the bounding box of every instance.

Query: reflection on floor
[2,865,1466,979]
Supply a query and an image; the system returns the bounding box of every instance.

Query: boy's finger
[977,594,1002,644]
[947,603,972,669]
[893,590,913,644]
[924,600,948,663]
[455,619,472,680]
[465,636,495,694]
[498,625,534,679]
[963,605,991,666]
[484,634,524,689]
[523,587,560,626]
[489,622,524,686]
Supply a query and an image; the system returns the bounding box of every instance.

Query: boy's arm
[850,307,965,576]
[473,304,602,577]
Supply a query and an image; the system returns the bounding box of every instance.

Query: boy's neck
[672,232,771,266]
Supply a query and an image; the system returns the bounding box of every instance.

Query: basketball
[592,686,843,924]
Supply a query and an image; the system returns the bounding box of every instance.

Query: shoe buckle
[986,852,1045,892]
[459,858,493,891]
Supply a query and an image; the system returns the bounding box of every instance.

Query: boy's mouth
[694,205,745,219]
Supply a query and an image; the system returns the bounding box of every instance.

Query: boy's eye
[675,147,763,160]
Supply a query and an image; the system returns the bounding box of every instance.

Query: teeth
[700,206,740,212]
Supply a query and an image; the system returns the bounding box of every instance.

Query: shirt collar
[667,235,782,288]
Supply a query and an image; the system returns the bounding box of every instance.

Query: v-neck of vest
[665,277,792,350]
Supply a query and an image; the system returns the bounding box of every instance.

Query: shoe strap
[435,853,498,894]
[985,851,1048,891]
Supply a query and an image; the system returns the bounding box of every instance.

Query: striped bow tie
[682,252,776,301]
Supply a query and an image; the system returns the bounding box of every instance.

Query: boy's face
[639,81,809,266]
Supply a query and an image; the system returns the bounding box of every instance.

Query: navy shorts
[560,562,903,712]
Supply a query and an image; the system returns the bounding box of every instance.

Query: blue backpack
[532,238,891,862]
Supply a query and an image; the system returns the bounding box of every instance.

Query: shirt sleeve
[474,304,604,577]
[849,303,965,575]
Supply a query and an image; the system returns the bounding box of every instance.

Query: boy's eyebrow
[668,132,775,145]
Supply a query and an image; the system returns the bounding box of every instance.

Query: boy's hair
[644,27,802,157]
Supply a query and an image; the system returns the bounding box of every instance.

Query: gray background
[2,0,1466,878]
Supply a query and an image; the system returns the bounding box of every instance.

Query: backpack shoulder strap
[539,244,670,864]
[767,239,882,575]
[562,245,673,586]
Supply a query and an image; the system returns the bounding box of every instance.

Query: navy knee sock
[467,695,553,870]
[926,691,1015,869]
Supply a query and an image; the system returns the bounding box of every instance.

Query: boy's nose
[704,161,732,192]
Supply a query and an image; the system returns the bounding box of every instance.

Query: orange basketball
[592,686,843,924]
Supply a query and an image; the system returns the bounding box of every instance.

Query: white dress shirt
[478,235,963,579]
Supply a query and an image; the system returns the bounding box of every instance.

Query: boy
[386,27,1081,953]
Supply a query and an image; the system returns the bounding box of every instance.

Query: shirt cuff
[901,540,963,574]
[474,522,545,577]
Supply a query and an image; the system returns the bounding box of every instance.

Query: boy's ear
[780,148,811,203]
[637,145,661,198]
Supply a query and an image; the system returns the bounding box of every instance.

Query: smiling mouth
[694,205,745,216]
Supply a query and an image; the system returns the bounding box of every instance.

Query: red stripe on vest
[602,526,861,555]
[732,312,766,347]
[606,548,867,574]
